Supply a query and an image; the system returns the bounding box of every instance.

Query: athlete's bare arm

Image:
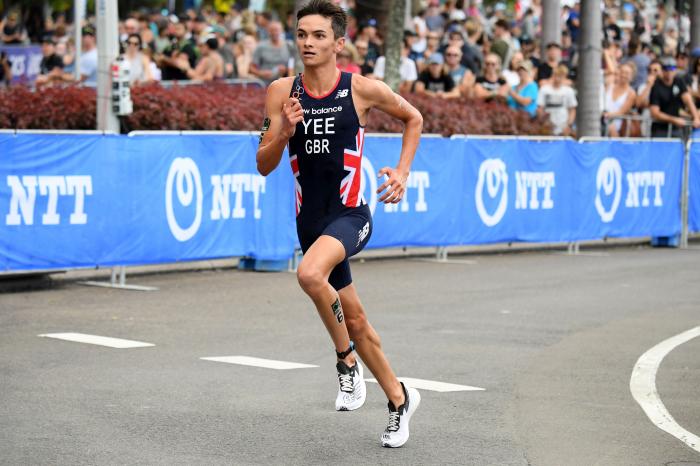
[352,75,423,203]
[256,77,304,176]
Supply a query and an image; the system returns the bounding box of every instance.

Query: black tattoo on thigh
[331,298,344,324]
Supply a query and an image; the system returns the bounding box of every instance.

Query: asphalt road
[1,246,699,465]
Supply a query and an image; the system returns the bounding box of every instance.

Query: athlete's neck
[302,65,341,97]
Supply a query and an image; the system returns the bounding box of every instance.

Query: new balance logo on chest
[335,89,349,99]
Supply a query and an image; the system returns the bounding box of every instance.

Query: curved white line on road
[630,326,700,453]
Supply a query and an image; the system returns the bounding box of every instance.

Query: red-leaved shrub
[0,83,552,136]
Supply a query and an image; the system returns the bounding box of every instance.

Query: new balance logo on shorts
[335,89,349,99]
[357,222,370,246]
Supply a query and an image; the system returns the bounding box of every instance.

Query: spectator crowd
[2,0,700,137]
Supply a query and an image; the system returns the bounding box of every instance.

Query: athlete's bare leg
[339,283,405,408]
[296,235,357,367]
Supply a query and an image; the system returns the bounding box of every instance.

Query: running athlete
[256,0,423,448]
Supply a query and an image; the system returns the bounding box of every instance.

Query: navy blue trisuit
[287,71,372,290]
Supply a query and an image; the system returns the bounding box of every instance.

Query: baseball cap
[428,53,444,65]
[661,56,677,70]
[41,34,56,44]
[517,60,533,72]
[82,25,96,36]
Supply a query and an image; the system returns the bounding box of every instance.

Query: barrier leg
[436,246,448,262]
[79,266,159,291]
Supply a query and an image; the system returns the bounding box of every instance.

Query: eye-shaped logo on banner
[475,158,508,227]
[595,157,622,223]
[165,157,203,241]
[360,156,378,215]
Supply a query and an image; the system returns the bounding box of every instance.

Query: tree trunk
[384,0,404,92]
[575,0,602,138]
[540,0,560,58]
[692,0,700,50]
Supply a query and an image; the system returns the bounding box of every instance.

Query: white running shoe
[335,360,366,411]
[381,382,421,448]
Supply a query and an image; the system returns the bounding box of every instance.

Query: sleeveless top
[126,53,145,83]
[288,71,366,220]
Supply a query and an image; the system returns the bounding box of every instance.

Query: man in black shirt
[35,36,64,86]
[158,19,199,80]
[414,53,458,98]
[649,57,700,137]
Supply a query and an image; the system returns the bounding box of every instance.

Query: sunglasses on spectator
[428,36,439,40]
[339,53,351,58]
[127,41,140,46]
[445,53,460,57]
[485,61,498,66]
[662,65,676,71]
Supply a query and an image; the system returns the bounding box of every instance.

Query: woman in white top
[603,62,636,137]
[124,34,153,84]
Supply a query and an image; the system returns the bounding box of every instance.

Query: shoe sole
[381,387,421,448]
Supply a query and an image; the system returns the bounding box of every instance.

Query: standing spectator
[372,39,418,94]
[537,42,561,85]
[414,53,459,98]
[178,36,224,81]
[0,50,11,86]
[683,50,700,106]
[625,38,650,89]
[353,39,374,76]
[507,60,538,116]
[603,63,637,136]
[649,57,700,137]
[412,9,429,54]
[464,18,484,75]
[417,31,441,72]
[123,33,153,84]
[159,19,199,81]
[425,0,446,32]
[636,59,662,137]
[537,64,577,136]
[79,27,98,86]
[235,34,258,78]
[490,19,515,71]
[35,36,64,86]
[566,2,581,43]
[521,8,537,39]
[2,11,26,45]
[355,19,381,70]
[474,53,509,100]
[444,45,474,96]
[250,21,291,85]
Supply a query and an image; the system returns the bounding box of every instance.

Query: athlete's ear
[334,36,345,54]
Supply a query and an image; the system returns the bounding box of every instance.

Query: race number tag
[259,117,271,144]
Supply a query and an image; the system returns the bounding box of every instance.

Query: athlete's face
[296,15,344,67]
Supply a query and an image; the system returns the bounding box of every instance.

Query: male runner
[255,0,423,447]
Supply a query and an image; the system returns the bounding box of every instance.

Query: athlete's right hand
[281,97,304,139]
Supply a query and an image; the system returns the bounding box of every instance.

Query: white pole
[74,0,84,81]
[96,0,120,133]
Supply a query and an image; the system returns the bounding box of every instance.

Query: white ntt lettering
[6,175,37,225]
[66,176,92,224]
[210,174,232,220]
[515,171,555,210]
[39,176,66,225]
[209,173,266,221]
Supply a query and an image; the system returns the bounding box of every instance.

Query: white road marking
[366,377,485,392]
[200,356,319,370]
[630,326,700,453]
[38,333,155,349]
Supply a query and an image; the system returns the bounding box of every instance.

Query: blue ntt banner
[0,133,686,272]
[690,140,700,233]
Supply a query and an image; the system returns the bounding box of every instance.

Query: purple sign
[0,45,42,84]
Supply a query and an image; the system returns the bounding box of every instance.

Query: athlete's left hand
[377,167,408,204]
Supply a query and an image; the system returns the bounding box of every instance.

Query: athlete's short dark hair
[297,0,347,39]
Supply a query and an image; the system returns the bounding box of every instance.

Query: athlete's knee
[345,311,369,340]
[297,262,326,295]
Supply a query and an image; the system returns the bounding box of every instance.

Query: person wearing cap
[79,26,99,86]
[649,56,700,137]
[354,19,381,70]
[507,59,538,117]
[35,36,65,86]
[414,52,459,98]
